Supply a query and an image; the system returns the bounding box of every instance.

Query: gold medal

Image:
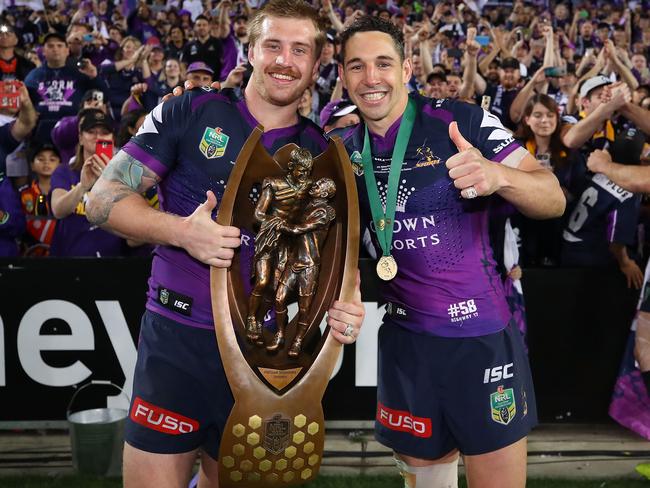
[376,255,398,281]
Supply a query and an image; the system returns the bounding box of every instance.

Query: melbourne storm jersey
[332,93,529,337]
[561,172,640,267]
[123,87,327,329]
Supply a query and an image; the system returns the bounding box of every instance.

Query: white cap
[579,75,612,98]
[332,104,358,118]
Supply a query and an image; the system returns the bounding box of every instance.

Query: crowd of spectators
[1,0,650,289]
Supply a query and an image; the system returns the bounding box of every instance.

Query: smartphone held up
[95,139,113,160]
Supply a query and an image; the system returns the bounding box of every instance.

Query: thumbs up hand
[446,121,502,199]
[180,190,241,267]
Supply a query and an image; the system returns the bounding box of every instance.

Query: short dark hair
[339,15,405,64]
[195,15,209,23]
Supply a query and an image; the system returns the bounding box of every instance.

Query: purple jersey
[332,94,528,338]
[50,164,126,257]
[124,88,328,329]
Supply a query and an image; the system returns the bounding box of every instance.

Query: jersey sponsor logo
[350,150,363,176]
[157,286,193,316]
[130,397,199,434]
[369,215,441,250]
[591,173,634,202]
[199,126,230,159]
[447,299,478,323]
[376,402,432,438]
[490,385,516,425]
[386,302,408,319]
[483,363,514,383]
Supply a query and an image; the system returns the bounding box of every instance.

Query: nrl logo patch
[350,150,363,176]
[199,127,229,159]
[263,414,291,454]
[490,385,516,425]
[159,288,169,305]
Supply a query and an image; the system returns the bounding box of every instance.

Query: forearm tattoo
[87,150,160,226]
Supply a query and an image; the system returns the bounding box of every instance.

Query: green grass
[0,476,648,488]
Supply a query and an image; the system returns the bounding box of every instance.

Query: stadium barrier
[0,258,638,423]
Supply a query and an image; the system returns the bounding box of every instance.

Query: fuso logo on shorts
[130,397,199,435]
[376,402,432,438]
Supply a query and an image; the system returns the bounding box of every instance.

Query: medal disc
[376,255,398,281]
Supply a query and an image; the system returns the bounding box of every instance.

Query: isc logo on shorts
[376,402,432,438]
[130,397,199,435]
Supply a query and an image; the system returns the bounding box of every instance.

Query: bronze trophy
[210,127,359,487]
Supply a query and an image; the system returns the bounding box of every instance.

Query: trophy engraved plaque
[211,127,359,487]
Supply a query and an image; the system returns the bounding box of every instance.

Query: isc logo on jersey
[483,363,514,383]
[199,126,229,159]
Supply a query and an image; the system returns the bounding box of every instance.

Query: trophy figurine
[211,128,358,487]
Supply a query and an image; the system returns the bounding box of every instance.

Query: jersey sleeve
[120,90,195,179]
[450,99,528,168]
[608,195,640,246]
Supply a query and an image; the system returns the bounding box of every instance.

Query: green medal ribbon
[361,98,416,258]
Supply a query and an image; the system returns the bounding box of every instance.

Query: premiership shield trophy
[211,127,359,487]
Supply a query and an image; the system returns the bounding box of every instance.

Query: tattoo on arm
[102,150,160,192]
[87,150,161,227]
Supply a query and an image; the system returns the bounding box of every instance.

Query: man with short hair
[181,15,225,77]
[86,2,364,487]
[477,57,522,130]
[24,32,107,143]
[332,16,564,488]
[425,71,448,99]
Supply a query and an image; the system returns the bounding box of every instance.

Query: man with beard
[331,16,564,488]
[86,2,365,487]
[180,15,225,77]
[476,57,522,131]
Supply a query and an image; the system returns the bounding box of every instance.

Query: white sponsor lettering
[592,173,634,202]
[133,403,196,433]
[379,408,427,434]
[1,300,136,408]
[174,300,190,310]
[483,363,514,383]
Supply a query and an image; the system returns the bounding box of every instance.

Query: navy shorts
[124,311,233,459]
[376,319,537,459]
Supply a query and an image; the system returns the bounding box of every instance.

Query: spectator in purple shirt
[50,109,125,257]
[23,31,108,143]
